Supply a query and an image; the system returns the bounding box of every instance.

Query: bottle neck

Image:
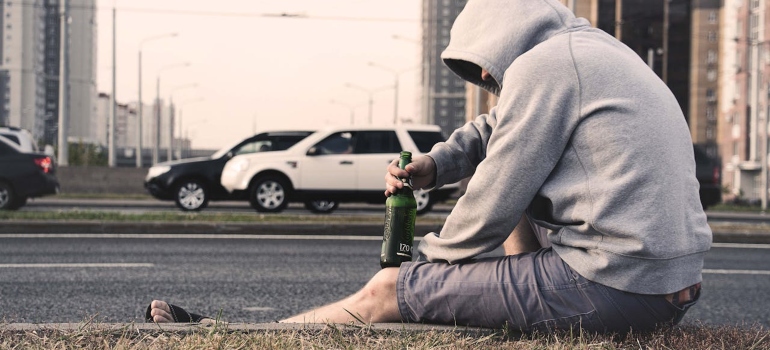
[397,153,412,196]
[395,185,414,197]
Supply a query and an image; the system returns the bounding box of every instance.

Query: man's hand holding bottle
[384,155,437,197]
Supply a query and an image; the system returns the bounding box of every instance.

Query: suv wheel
[250,176,290,213]
[304,200,339,214]
[174,180,209,211]
[414,189,434,215]
[0,182,21,210]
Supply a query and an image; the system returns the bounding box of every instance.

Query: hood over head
[441,0,590,95]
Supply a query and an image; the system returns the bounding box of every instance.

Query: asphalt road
[0,235,768,328]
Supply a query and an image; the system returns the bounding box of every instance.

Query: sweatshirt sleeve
[419,40,582,263]
[427,113,497,188]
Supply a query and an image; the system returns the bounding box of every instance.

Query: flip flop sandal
[145,302,208,323]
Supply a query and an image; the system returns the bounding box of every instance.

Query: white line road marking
[711,243,770,249]
[0,233,398,241]
[243,307,276,312]
[703,269,770,275]
[0,263,154,268]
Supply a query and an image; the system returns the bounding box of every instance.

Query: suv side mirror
[307,147,320,156]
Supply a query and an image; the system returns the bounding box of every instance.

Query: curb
[709,222,770,243]
[0,221,768,244]
[0,221,444,236]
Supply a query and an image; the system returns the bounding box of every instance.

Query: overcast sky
[95,0,422,149]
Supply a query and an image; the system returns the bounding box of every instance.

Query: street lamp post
[345,83,374,124]
[57,0,70,166]
[368,62,399,125]
[345,83,392,125]
[367,62,418,125]
[178,97,205,158]
[153,62,190,165]
[330,99,356,125]
[137,32,178,168]
[168,83,197,161]
[391,35,427,124]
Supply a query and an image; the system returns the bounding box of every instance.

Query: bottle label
[382,206,416,259]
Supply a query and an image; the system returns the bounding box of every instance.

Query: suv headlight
[146,165,171,180]
[227,158,250,173]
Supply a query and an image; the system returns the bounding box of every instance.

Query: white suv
[0,126,39,153]
[221,125,459,214]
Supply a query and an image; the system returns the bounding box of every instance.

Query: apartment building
[719,0,770,203]
[0,0,97,148]
[65,0,98,146]
[0,0,47,138]
[421,0,469,137]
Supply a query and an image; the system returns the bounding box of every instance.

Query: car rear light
[713,166,721,185]
[34,156,53,173]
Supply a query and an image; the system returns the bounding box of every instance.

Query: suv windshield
[212,131,314,158]
[408,131,446,153]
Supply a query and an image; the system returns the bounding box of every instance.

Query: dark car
[694,145,722,210]
[144,130,314,211]
[0,136,59,210]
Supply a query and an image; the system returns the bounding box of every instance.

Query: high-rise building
[0,0,47,138]
[43,0,61,146]
[719,0,770,203]
[689,1,721,158]
[65,0,97,145]
[0,0,97,148]
[421,0,468,137]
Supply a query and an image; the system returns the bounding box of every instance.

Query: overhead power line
[0,0,419,23]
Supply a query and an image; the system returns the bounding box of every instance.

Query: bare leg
[280,267,401,324]
[148,268,400,325]
[502,214,542,256]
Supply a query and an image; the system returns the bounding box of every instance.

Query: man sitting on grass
[148,0,711,333]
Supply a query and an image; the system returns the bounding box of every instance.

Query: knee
[359,267,399,302]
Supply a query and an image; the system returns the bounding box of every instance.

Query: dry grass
[1,321,768,350]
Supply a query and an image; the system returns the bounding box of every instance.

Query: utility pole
[108,7,117,167]
[154,76,160,165]
[57,0,70,166]
[759,94,770,212]
[662,0,669,83]
[136,50,143,168]
[137,33,178,168]
[615,0,623,41]
[167,102,174,161]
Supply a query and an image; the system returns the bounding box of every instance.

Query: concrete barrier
[56,166,147,195]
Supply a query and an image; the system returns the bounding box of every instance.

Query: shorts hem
[396,261,414,322]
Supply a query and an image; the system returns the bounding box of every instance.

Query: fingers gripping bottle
[380,151,417,268]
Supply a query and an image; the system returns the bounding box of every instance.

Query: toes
[150,307,173,322]
[153,314,171,323]
[149,300,174,322]
[151,300,171,313]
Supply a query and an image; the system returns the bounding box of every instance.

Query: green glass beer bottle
[380,151,417,268]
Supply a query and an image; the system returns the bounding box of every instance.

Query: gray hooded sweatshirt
[421,0,712,295]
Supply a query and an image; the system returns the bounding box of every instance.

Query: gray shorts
[396,248,697,333]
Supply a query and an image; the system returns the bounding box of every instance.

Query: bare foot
[148,300,174,323]
[147,300,217,324]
